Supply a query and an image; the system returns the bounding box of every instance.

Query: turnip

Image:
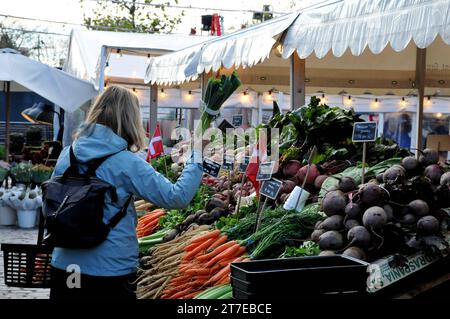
[408,199,429,217]
[344,202,361,219]
[314,175,328,190]
[400,213,417,225]
[342,247,367,261]
[419,148,439,166]
[280,180,296,194]
[311,229,326,242]
[338,177,357,193]
[319,250,336,256]
[347,226,371,247]
[319,215,344,231]
[402,156,419,171]
[359,183,384,206]
[424,164,443,185]
[440,172,450,187]
[283,160,302,177]
[318,231,344,250]
[321,190,347,216]
[383,166,405,183]
[344,219,360,230]
[417,215,440,235]
[296,164,319,186]
[362,206,387,229]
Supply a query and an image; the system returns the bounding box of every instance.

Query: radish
[417,216,440,235]
[338,177,357,193]
[344,219,360,230]
[318,231,344,250]
[440,172,450,187]
[347,226,371,247]
[344,202,361,219]
[283,160,302,177]
[342,247,367,261]
[359,183,384,206]
[424,164,443,185]
[362,206,387,229]
[321,190,347,216]
[280,180,296,194]
[402,156,419,171]
[314,175,328,190]
[319,215,344,231]
[419,148,439,166]
[408,199,429,217]
[311,229,326,242]
[296,164,319,186]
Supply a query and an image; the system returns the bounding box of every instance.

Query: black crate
[1,243,52,288]
[231,255,369,298]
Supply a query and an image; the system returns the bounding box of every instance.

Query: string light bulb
[373,98,379,108]
[425,95,431,106]
[147,54,151,64]
[345,95,352,106]
[105,61,111,73]
[320,93,326,104]
[241,90,250,103]
[186,90,192,100]
[116,49,122,59]
[160,88,166,98]
[400,97,407,107]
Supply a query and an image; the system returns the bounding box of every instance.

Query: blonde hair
[79,85,146,152]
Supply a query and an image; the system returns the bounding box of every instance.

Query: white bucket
[283,186,310,212]
[0,205,17,226]
[17,209,38,229]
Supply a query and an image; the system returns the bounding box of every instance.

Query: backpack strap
[108,194,133,229]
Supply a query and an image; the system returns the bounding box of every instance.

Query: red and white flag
[245,143,267,196]
[146,124,164,162]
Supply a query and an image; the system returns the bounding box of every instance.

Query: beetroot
[338,177,357,193]
[408,199,429,217]
[347,226,371,247]
[424,164,443,185]
[400,213,417,225]
[314,175,328,190]
[417,216,440,235]
[319,215,344,231]
[344,219,360,229]
[283,160,302,177]
[318,231,344,250]
[383,166,405,183]
[359,183,384,206]
[344,202,361,219]
[342,247,366,261]
[362,206,387,229]
[402,156,419,171]
[280,180,296,194]
[311,229,326,242]
[321,190,347,216]
[441,172,450,187]
[296,164,319,186]
[382,204,394,220]
[419,148,439,166]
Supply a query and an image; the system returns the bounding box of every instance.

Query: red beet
[314,175,328,190]
[283,160,302,177]
[296,164,319,186]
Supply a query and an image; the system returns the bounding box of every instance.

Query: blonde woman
[50,85,203,299]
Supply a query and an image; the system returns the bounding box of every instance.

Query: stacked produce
[136,208,166,238]
[310,149,449,261]
[134,199,155,213]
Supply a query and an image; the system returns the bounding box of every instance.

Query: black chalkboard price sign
[352,122,378,142]
[260,178,282,200]
[203,158,222,177]
[222,154,234,171]
[256,161,275,181]
[238,156,251,173]
[232,114,243,127]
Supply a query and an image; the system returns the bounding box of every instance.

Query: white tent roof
[65,28,209,89]
[145,0,450,87]
[0,48,98,112]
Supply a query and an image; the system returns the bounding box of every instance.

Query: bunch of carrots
[161,229,248,299]
[136,208,166,238]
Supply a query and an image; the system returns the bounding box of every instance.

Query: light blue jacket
[51,123,203,276]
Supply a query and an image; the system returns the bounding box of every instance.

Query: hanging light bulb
[345,95,352,106]
[320,93,326,104]
[241,90,249,103]
[147,54,151,64]
[160,88,166,98]
[400,97,407,107]
[105,61,111,73]
[436,112,443,118]
[116,49,122,59]
[186,90,192,100]
[373,98,379,108]
[132,87,137,95]
[425,95,431,106]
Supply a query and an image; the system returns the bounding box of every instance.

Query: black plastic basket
[231,255,369,299]
[1,209,52,288]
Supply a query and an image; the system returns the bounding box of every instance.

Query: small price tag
[232,114,243,127]
[222,154,234,171]
[256,161,275,181]
[238,156,251,173]
[260,178,282,200]
[352,122,378,142]
[203,158,222,178]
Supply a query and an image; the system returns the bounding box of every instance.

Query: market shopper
[49,85,203,299]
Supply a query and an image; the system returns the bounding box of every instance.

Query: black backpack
[41,146,132,249]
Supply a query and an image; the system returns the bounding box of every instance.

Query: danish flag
[146,124,164,162]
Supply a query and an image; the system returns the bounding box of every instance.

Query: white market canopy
[145,0,450,95]
[0,48,98,112]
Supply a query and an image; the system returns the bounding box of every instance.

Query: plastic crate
[1,243,52,288]
[231,255,369,298]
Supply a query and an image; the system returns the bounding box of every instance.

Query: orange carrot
[205,244,242,268]
[197,241,237,261]
[205,266,230,286]
[185,268,211,276]
[182,292,199,299]
[207,235,228,251]
[169,287,193,299]
[190,229,221,244]
[183,238,215,260]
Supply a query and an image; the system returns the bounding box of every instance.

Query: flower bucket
[17,209,38,228]
[0,205,17,226]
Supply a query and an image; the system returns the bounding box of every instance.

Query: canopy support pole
[201,73,208,100]
[99,46,107,92]
[5,81,10,162]
[290,53,305,110]
[415,48,426,156]
[149,84,158,137]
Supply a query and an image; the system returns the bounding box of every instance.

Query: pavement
[0,226,50,299]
